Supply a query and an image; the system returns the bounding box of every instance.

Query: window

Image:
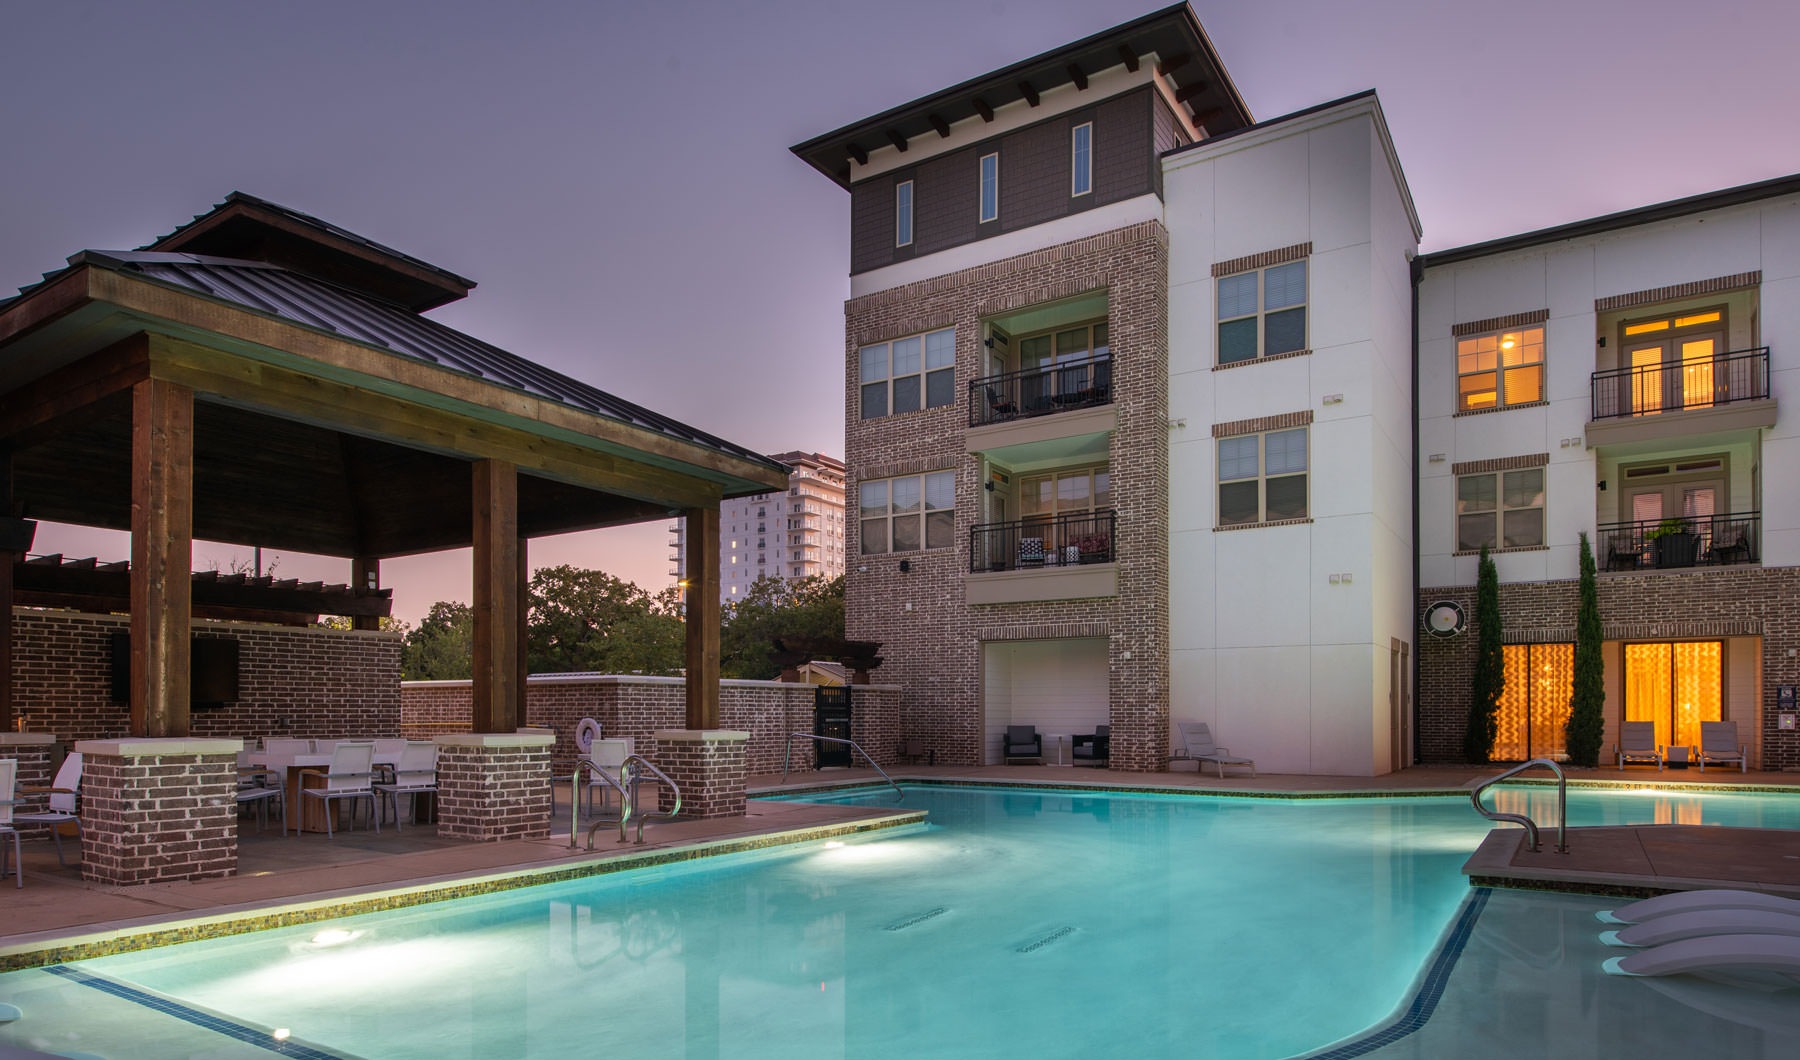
[860,471,955,554]
[1457,468,1544,550]
[1217,261,1306,364]
[979,152,999,223]
[860,327,955,419]
[895,180,913,247]
[1457,326,1544,411]
[1217,428,1308,526]
[1071,123,1092,196]
[1494,644,1574,761]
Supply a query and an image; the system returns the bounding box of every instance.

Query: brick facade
[433,734,554,842]
[1417,566,1800,770]
[77,739,240,884]
[402,675,902,778]
[844,222,1171,771]
[653,730,749,819]
[11,609,400,744]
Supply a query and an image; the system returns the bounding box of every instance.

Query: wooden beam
[885,129,907,153]
[1175,80,1210,104]
[0,333,149,450]
[1117,46,1140,72]
[130,378,194,737]
[470,459,520,733]
[352,556,381,630]
[1157,52,1191,77]
[1018,81,1039,107]
[683,506,720,729]
[1067,64,1088,91]
[927,113,951,138]
[146,336,726,512]
[973,97,994,122]
[1192,106,1224,129]
[847,143,868,166]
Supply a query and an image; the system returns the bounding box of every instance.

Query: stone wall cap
[75,738,245,756]
[654,729,751,742]
[0,733,58,746]
[434,733,556,748]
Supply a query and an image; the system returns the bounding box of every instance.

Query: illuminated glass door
[1621,310,1724,415]
[1493,644,1573,761]
[1624,642,1722,750]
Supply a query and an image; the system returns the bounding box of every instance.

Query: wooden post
[471,459,520,733]
[130,378,195,738]
[351,556,380,631]
[516,536,530,726]
[0,451,13,732]
[683,506,721,729]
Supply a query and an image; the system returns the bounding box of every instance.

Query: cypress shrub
[1463,545,1504,763]
[1565,532,1606,766]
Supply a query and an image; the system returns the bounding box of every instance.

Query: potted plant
[1647,517,1699,568]
[1073,532,1112,563]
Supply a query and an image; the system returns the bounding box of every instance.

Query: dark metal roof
[792,3,1251,190]
[68,249,781,471]
[1419,171,1800,269]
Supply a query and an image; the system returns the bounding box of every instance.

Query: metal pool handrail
[1471,757,1569,854]
[782,732,903,801]
[569,754,684,848]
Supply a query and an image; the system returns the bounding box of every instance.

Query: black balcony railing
[1590,346,1768,420]
[969,509,1116,573]
[1595,511,1760,572]
[969,357,1113,427]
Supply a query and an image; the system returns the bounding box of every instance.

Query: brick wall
[653,731,748,818]
[11,609,401,743]
[1417,566,1800,769]
[844,222,1171,770]
[434,738,553,842]
[80,743,238,884]
[402,675,902,777]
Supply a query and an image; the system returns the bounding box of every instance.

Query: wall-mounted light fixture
[898,559,911,573]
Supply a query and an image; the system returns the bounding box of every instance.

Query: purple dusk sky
[3,0,1795,626]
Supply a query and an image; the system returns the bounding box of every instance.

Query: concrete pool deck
[3,762,1797,967]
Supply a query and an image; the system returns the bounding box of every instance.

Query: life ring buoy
[575,717,603,755]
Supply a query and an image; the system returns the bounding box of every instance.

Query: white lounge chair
[1598,888,1800,926]
[234,749,284,832]
[373,740,438,829]
[584,738,633,813]
[1603,933,1800,984]
[1696,720,1748,773]
[1169,722,1255,777]
[14,751,82,865]
[295,740,377,837]
[1600,909,1800,948]
[1615,721,1663,771]
[1,758,21,888]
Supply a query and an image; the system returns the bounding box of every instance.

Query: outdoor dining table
[246,748,404,834]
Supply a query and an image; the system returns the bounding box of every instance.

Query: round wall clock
[1423,600,1466,638]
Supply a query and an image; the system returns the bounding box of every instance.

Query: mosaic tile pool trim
[1294,887,1492,1059]
[754,775,1800,801]
[0,810,926,973]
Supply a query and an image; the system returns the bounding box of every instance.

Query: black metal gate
[813,685,852,768]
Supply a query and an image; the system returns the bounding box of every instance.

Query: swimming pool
[2,783,1797,1059]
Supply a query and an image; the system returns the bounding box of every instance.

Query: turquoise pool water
[2,784,1798,1059]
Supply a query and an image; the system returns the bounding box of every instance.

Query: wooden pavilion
[0,192,787,738]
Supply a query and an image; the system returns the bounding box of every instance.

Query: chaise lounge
[1696,720,1748,773]
[1168,722,1254,777]
[1615,721,1663,771]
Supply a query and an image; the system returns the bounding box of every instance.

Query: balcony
[1587,347,1774,446]
[969,358,1113,428]
[1595,512,1760,572]
[969,509,1115,573]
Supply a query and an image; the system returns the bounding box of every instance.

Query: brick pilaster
[434,733,554,841]
[76,738,240,884]
[652,730,748,819]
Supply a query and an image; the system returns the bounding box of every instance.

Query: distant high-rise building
[671,451,846,602]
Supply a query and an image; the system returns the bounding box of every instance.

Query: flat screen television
[109,633,241,708]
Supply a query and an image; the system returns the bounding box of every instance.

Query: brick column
[77,738,240,885]
[434,732,554,841]
[0,733,56,798]
[653,730,748,819]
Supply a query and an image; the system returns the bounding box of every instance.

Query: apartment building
[795,3,1799,774]
[671,451,847,602]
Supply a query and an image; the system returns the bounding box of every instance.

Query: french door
[1624,642,1723,751]
[1622,309,1725,415]
[1493,644,1573,761]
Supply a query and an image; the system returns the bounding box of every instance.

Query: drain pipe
[1409,252,1424,769]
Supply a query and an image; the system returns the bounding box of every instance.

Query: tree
[527,565,684,675]
[401,602,473,680]
[1565,531,1606,766]
[720,574,846,679]
[1464,545,1504,763]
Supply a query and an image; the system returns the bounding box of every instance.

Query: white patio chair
[234,749,284,832]
[14,752,82,865]
[1168,722,1255,777]
[1696,720,1748,773]
[584,738,633,814]
[1,758,21,888]
[1616,721,1664,771]
[373,741,438,829]
[262,737,311,755]
[295,740,377,838]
